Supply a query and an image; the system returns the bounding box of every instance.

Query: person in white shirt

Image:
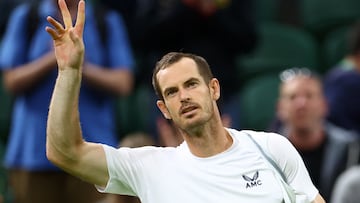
[45,0,325,202]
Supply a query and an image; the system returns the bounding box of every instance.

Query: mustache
[179,101,200,114]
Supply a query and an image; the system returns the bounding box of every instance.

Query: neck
[286,126,325,151]
[182,116,233,158]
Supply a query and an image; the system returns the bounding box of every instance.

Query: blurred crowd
[0,0,360,203]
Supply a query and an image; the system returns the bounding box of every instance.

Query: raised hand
[45,0,85,71]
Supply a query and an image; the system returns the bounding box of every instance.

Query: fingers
[58,0,73,29]
[47,16,64,31]
[45,16,65,40]
[45,26,59,40]
[75,0,85,36]
[46,0,86,40]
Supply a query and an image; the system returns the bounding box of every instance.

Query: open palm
[46,0,85,70]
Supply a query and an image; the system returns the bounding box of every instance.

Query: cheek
[279,103,290,117]
[165,101,180,117]
[204,95,216,113]
[314,104,327,117]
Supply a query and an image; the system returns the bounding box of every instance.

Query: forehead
[156,57,201,87]
[281,77,322,93]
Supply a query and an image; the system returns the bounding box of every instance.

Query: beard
[175,101,214,133]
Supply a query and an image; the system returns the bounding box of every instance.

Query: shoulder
[234,129,290,146]
[326,122,359,142]
[325,67,360,86]
[6,3,31,22]
[235,129,302,170]
[102,144,177,161]
[89,3,125,24]
[228,128,293,157]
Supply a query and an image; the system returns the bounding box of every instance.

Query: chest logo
[242,171,262,188]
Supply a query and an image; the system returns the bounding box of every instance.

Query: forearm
[46,68,84,167]
[4,52,57,94]
[82,62,134,95]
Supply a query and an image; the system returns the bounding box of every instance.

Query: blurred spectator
[273,68,359,202]
[0,0,24,38]
[324,21,360,136]
[102,0,258,141]
[0,0,134,202]
[330,165,360,203]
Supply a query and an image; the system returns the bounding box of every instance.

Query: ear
[156,100,171,119]
[209,78,220,100]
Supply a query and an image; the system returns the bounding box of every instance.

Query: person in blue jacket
[0,0,134,202]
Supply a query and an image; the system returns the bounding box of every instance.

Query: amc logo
[242,171,262,188]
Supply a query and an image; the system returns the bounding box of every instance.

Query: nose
[294,96,307,108]
[179,88,191,102]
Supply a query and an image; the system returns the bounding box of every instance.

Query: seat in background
[255,0,279,23]
[321,25,350,72]
[115,84,152,138]
[239,74,280,131]
[236,22,319,83]
[300,0,360,38]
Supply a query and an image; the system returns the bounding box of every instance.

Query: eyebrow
[162,77,201,96]
[184,77,201,85]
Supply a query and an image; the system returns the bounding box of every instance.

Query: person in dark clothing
[274,68,359,202]
[324,21,360,137]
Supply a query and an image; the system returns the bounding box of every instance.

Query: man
[104,0,257,139]
[324,21,360,136]
[45,0,325,202]
[276,68,359,201]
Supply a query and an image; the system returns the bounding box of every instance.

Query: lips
[179,104,199,115]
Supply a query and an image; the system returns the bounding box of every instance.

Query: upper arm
[54,142,110,188]
[265,133,320,201]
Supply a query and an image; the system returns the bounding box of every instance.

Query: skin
[277,76,328,151]
[46,0,109,188]
[155,57,233,157]
[45,1,325,202]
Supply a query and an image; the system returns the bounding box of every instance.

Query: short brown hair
[152,52,214,100]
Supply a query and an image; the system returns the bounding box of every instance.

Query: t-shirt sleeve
[95,144,164,197]
[265,133,319,201]
[95,144,137,195]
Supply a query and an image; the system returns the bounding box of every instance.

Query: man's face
[156,58,218,131]
[278,77,327,129]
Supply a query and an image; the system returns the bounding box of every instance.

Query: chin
[181,117,206,130]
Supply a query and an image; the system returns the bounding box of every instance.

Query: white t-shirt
[96,128,318,203]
